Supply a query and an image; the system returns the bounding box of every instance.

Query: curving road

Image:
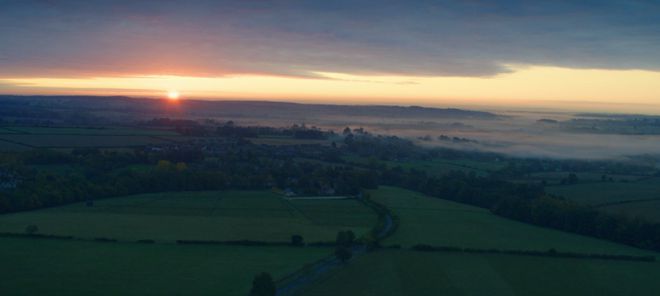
[276,211,394,296]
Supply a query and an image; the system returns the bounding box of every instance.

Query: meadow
[0,191,377,243]
[298,249,660,296]
[0,237,330,296]
[296,187,660,296]
[546,178,660,205]
[370,186,653,255]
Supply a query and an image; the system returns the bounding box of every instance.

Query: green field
[547,178,660,205]
[298,250,660,296]
[370,186,652,254]
[0,237,330,296]
[0,191,377,242]
[298,187,660,296]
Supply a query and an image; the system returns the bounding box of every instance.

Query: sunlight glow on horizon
[167,90,180,100]
[3,65,660,113]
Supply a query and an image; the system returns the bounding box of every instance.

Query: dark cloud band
[1,0,659,78]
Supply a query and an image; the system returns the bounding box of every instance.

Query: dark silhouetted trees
[249,272,276,296]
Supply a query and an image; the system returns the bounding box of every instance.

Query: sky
[1,0,659,113]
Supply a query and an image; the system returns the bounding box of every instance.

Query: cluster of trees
[0,142,377,213]
[334,230,356,263]
[493,196,660,252]
[216,121,331,139]
[249,272,276,296]
[343,133,418,161]
[559,173,579,185]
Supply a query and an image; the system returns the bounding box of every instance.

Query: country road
[275,211,394,296]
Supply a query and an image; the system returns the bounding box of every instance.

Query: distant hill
[0,95,499,123]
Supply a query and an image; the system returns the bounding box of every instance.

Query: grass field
[299,187,660,296]
[0,191,377,242]
[298,250,660,296]
[370,186,653,255]
[547,178,660,205]
[0,237,330,296]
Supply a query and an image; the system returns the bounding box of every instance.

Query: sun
[166,90,180,100]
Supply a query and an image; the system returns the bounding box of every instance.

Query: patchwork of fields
[0,190,376,295]
[370,186,653,255]
[296,186,660,296]
[298,249,660,296]
[547,178,660,222]
[0,237,330,296]
[0,191,377,242]
[547,178,660,205]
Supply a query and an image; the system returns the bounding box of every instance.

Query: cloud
[1,0,659,78]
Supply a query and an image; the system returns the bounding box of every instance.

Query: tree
[335,246,352,263]
[175,162,188,171]
[156,160,173,171]
[335,230,355,247]
[291,234,304,246]
[249,272,276,296]
[343,127,352,135]
[25,224,38,235]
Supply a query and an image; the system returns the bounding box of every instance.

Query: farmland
[370,186,652,254]
[0,237,330,296]
[1,109,660,296]
[298,249,660,296]
[546,178,660,205]
[546,178,660,221]
[296,186,660,296]
[0,191,377,243]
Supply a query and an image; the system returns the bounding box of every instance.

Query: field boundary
[592,197,660,208]
[411,244,656,263]
[0,137,35,148]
